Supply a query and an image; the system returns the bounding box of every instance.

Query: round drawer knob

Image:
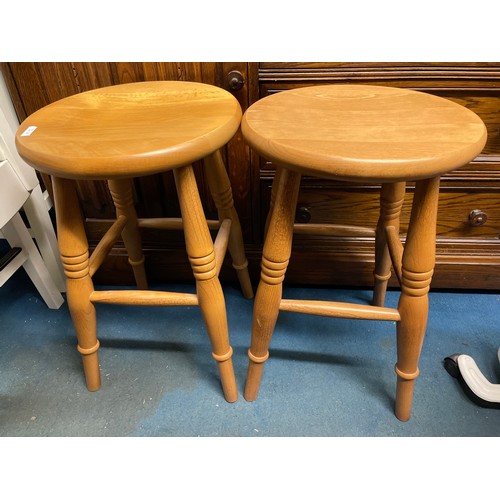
[227,71,245,92]
[295,206,311,223]
[468,209,488,226]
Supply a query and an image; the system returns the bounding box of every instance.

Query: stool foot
[395,292,428,421]
[244,356,268,401]
[81,351,101,392]
[395,363,420,421]
[67,278,102,392]
[244,279,281,401]
[395,377,415,422]
[215,355,238,403]
[197,276,238,402]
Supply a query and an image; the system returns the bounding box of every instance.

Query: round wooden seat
[242,85,487,182]
[14,80,253,404]
[15,81,242,179]
[241,84,487,421]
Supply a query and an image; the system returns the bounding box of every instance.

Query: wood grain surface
[15,81,242,179]
[242,85,487,182]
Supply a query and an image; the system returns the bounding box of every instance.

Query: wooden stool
[15,81,253,403]
[241,85,487,420]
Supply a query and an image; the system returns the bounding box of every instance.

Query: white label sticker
[21,126,37,136]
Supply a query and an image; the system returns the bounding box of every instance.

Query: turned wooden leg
[264,166,284,239]
[244,168,302,401]
[108,178,148,289]
[395,177,440,421]
[204,150,253,299]
[174,164,238,402]
[53,177,101,391]
[373,182,406,307]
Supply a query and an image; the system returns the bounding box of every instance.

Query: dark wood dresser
[3,62,499,289]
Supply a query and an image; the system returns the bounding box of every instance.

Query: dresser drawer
[261,180,500,240]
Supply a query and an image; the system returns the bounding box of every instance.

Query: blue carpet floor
[1,267,498,495]
[2,269,499,438]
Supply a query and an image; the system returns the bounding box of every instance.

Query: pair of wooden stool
[16,81,486,420]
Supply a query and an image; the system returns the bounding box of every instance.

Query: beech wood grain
[15,81,242,179]
[242,84,487,421]
[242,85,487,182]
[14,80,252,403]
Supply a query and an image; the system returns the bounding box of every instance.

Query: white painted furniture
[0,69,64,308]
